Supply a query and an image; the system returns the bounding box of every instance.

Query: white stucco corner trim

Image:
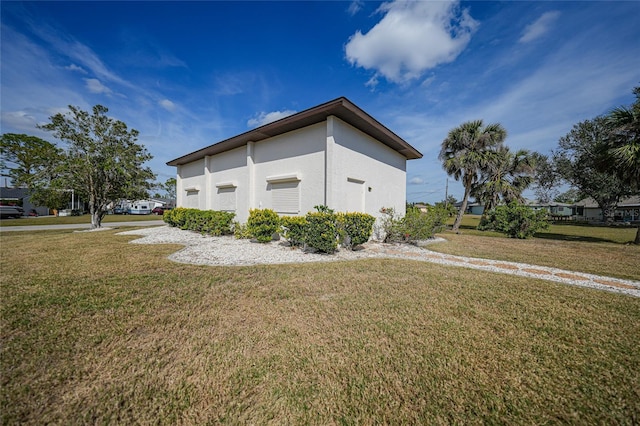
[215,181,237,188]
[184,186,200,192]
[266,173,301,183]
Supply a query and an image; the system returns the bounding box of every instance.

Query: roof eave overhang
[166,97,422,166]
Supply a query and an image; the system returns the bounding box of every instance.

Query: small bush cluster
[233,221,252,239]
[336,212,377,249]
[479,202,550,239]
[377,205,447,244]
[280,216,307,247]
[305,210,340,253]
[247,208,280,243]
[163,207,235,235]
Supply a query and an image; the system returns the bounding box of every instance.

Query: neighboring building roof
[575,195,640,208]
[0,186,28,200]
[167,97,423,166]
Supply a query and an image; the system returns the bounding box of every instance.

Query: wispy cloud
[409,177,425,185]
[247,110,297,128]
[345,0,478,83]
[347,0,364,16]
[64,63,87,74]
[519,11,561,43]
[159,99,176,112]
[84,78,112,95]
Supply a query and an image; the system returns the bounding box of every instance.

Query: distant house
[525,200,575,218]
[0,186,49,216]
[454,201,484,215]
[575,196,640,222]
[167,97,422,223]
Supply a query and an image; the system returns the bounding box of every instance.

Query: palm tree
[473,146,536,224]
[439,120,507,232]
[606,86,640,244]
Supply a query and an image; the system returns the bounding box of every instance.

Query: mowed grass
[1,230,639,424]
[0,214,162,226]
[434,215,640,281]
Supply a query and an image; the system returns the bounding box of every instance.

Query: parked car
[113,207,127,214]
[0,205,24,219]
[152,206,167,215]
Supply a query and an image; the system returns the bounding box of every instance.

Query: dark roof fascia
[166,97,422,166]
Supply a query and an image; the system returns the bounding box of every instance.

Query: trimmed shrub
[482,202,550,239]
[305,210,338,253]
[247,209,280,243]
[233,221,252,239]
[337,212,376,249]
[280,216,307,247]
[376,205,447,244]
[163,208,234,235]
[400,205,447,243]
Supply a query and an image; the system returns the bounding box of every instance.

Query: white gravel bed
[117,225,640,297]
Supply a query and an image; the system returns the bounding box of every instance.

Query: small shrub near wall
[280,216,307,247]
[247,209,280,243]
[233,221,253,239]
[305,207,339,254]
[163,207,234,235]
[376,205,447,244]
[336,212,376,249]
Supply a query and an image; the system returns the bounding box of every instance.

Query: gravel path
[118,226,640,298]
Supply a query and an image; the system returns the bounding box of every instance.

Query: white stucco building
[166,97,422,223]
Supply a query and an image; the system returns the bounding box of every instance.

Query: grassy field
[0,213,163,226]
[431,216,640,281]
[1,229,639,424]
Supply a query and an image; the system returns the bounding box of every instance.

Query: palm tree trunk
[453,186,471,233]
[634,226,640,245]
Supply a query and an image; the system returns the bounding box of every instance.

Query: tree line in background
[1,105,174,229]
[439,86,639,244]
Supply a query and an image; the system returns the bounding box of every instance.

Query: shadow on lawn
[532,232,622,244]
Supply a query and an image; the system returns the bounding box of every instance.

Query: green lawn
[435,215,640,280]
[0,213,163,226]
[1,229,639,424]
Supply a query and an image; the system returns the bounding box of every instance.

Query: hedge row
[163,207,235,235]
[244,207,376,254]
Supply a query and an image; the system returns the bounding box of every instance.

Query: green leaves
[38,105,155,228]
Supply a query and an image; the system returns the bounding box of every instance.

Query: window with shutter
[272,181,299,214]
[217,187,236,212]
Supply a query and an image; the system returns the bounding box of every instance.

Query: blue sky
[2,1,639,203]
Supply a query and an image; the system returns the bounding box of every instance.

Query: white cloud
[64,64,87,74]
[345,0,478,83]
[347,0,364,16]
[84,78,112,94]
[159,99,176,112]
[247,110,297,127]
[519,11,561,43]
[409,177,425,185]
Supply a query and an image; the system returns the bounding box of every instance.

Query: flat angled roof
[166,97,423,166]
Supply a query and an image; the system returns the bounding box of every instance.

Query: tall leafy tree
[39,105,155,228]
[439,120,507,232]
[0,133,62,187]
[554,116,632,223]
[531,152,562,203]
[473,146,535,222]
[605,86,640,243]
[163,177,176,199]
